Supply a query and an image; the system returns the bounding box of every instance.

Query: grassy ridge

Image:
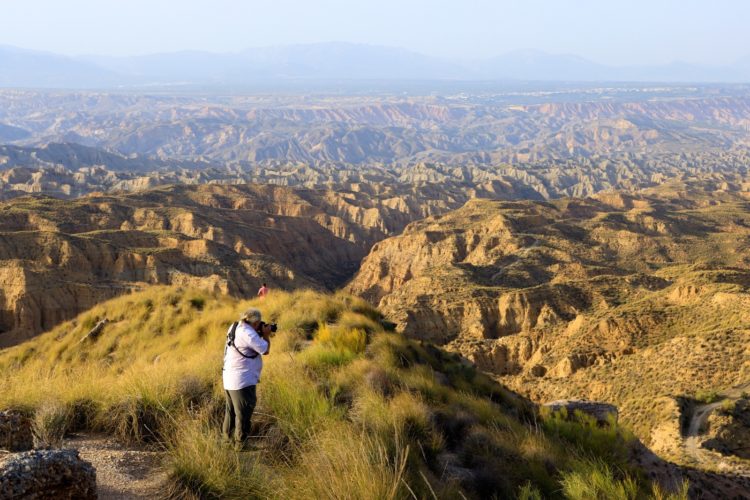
[0,287,684,499]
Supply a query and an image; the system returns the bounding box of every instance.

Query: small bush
[33,400,72,447]
[363,365,396,397]
[299,344,358,373]
[263,290,345,335]
[176,375,213,408]
[277,424,409,500]
[350,388,434,447]
[68,398,100,433]
[517,482,543,500]
[80,314,99,332]
[541,410,632,466]
[107,395,170,444]
[561,459,638,500]
[651,480,690,500]
[333,292,382,323]
[188,296,206,311]
[694,389,721,404]
[719,399,736,414]
[335,311,381,335]
[316,323,367,354]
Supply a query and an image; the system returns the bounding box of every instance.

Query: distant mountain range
[1,42,749,88]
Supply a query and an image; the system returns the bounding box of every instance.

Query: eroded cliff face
[0,182,469,346]
[347,176,750,452]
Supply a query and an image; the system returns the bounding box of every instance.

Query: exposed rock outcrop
[0,449,96,499]
[348,178,750,454]
[0,411,33,452]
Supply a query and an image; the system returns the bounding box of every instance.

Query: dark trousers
[223,385,257,443]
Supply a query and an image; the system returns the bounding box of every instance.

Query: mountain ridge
[2,42,750,88]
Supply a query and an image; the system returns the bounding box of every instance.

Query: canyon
[347,175,750,468]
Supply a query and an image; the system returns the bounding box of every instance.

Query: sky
[2,0,748,65]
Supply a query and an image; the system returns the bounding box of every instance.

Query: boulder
[0,449,96,499]
[0,411,33,452]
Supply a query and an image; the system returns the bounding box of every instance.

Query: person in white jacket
[222,307,271,447]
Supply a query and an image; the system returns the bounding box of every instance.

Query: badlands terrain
[0,180,471,346]
[349,175,750,472]
[2,87,750,164]
[1,86,749,496]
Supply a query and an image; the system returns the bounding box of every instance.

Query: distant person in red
[257,283,269,298]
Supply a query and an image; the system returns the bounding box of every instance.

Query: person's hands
[261,323,272,355]
[260,324,272,339]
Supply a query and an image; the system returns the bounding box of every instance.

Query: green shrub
[651,480,690,500]
[561,459,638,500]
[80,314,100,332]
[277,424,409,500]
[33,400,72,447]
[541,409,632,467]
[335,311,381,335]
[694,389,721,404]
[719,399,735,414]
[316,323,367,353]
[106,394,172,445]
[517,482,543,500]
[67,398,100,433]
[299,344,358,373]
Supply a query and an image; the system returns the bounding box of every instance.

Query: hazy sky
[2,0,748,65]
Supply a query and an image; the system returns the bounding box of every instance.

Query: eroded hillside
[0,287,735,498]
[348,175,750,468]
[0,181,471,346]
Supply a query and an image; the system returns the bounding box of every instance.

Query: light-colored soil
[683,382,750,477]
[63,434,167,500]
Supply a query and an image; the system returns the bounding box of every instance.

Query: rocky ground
[63,434,167,500]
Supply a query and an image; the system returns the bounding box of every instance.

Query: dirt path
[684,401,725,470]
[683,381,750,476]
[63,434,168,499]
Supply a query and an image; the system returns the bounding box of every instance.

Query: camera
[260,321,278,334]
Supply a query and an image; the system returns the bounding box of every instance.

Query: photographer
[222,307,275,448]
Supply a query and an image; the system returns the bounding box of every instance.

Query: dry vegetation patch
[0,287,685,498]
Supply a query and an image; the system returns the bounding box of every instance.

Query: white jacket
[222,321,269,390]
